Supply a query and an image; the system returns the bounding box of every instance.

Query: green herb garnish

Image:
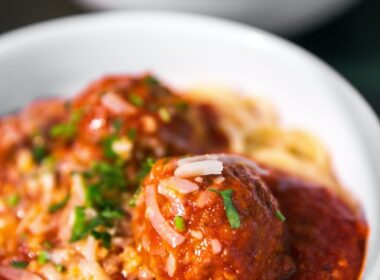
[136,157,155,182]
[176,101,189,112]
[92,230,112,249]
[158,107,171,123]
[100,208,124,219]
[127,128,137,141]
[112,119,122,133]
[49,194,70,213]
[129,94,144,107]
[43,241,53,249]
[6,194,20,207]
[174,216,186,232]
[275,210,286,222]
[128,158,155,208]
[37,251,49,265]
[55,264,65,273]
[128,187,141,208]
[50,110,83,139]
[11,261,28,269]
[70,206,87,242]
[70,161,128,245]
[208,188,241,229]
[70,206,103,242]
[143,75,159,86]
[102,135,118,160]
[32,145,47,163]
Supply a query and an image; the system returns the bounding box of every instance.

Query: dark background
[0,0,379,116]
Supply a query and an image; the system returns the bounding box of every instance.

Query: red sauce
[261,169,368,280]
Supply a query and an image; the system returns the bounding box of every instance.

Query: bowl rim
[0,10,379,278]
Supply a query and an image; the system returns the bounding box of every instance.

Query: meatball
[132,154,294,279]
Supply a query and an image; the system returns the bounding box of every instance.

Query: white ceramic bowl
[0,11,379,278]
[75,0,358,36]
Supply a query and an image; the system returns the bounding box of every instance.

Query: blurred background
[0,0,378,115]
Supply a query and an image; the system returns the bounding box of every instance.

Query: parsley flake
[6,194,20,207]
[37,251,49,265]
[111,119,123,133]
[11,261,28,269]
[275,210,286,222]
[143,75,160,86]
[127,128,137,141]
[174,216,186,232]
[92,230,112,249]
[49,194,70,213]
[129,94,144,107]
[208,188,241,229]
[55,264,65,273]
[50,110,83,139]
[158,107,171,123]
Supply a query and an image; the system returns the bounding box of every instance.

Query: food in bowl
[0,74,368,279]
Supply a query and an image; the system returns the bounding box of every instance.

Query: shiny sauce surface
[262,170,368,280]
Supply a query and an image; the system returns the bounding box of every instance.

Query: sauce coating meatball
[132,155,294,279]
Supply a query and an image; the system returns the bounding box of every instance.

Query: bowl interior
[0,11,379,278]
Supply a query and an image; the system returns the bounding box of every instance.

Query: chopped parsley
[102,135,118,160]
[100,208,124,219]
[136,157,155,182]
[11,261,28,269]
[174,216,186,232]
[128,157,155,208]
[111,119,123,133]
[176,101,189,112]
[128,186,141,208]
[92,230,112,249]
[70,161,127,246]
[70,207,103,242]
[55,264,65,273]
[158,107,171,123]
[6,194,20,207]
[129,94,144,107]
[127,128,137,141]
[70,206,114,248]
[143,75,160,86]
[208,188,241,229]
[50,110,83,139]
[275,210,286,222]
[37,251,49,265]
[32,145,47,163]
[49,194,70,213]
[43,241,53,249]
[70,206,87,242]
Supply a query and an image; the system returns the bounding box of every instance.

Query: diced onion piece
[189,230,203,240]
[210,239,222,254]
[157,182,186,216]
[195,191,216,209]
[138,267,154,280]
[101,92,136,115]
[79,259,111,280]
[159,177,199,194]
[40,264,63,280]
[112,137,133,159]
[177,155,218,166]
[194,177,203,183]
[166,253,176,277]
[174,160,223,178]
[0,266,42,280]
[17,149,34,173]
[145,185,185,248]
[213,176,225,184]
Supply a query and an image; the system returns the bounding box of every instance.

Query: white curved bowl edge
[0,11,379,279]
